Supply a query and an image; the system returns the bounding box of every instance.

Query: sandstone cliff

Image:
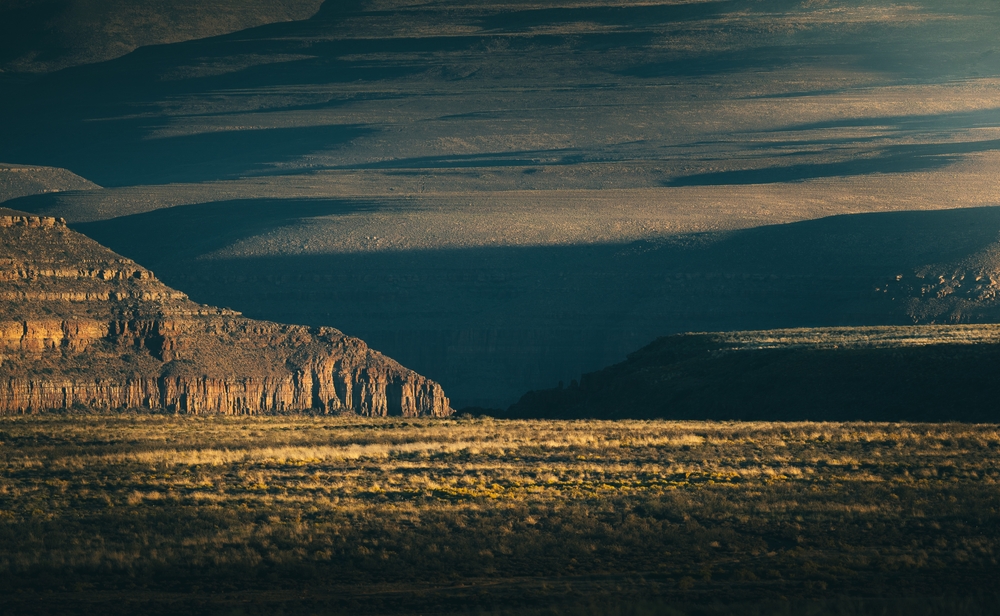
[0,209,451,416]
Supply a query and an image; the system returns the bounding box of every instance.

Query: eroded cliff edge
[0,209,451,415]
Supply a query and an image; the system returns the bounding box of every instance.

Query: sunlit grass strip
[1,414,998,607]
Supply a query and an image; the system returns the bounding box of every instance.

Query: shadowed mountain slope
[2,0,999,187]
[0,207,450,416]
[506,325,1000,422]
[53,204,1000,407]
[0,0,325,73]
[5,0,1000,407]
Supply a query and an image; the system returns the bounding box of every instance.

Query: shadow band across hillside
[667,139,1000,186]
[73,198,381,259]
[476,0,737,31]
[2,0,999,186]
[55,200,1000,408]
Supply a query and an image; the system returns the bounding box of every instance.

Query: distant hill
[506,325,1000,422]
[0,163,99,203]
[0,207,450,415]
[0,0,324,73]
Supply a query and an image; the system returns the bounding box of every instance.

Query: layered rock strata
[0,209,451,416]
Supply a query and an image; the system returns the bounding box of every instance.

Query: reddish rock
[0,209,451,416]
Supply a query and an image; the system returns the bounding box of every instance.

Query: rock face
[0,209,451,416]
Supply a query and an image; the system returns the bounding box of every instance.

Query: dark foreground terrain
[1,415,998,615]
[507,325,1000,421]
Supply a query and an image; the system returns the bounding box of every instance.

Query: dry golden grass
[0,414,998,614]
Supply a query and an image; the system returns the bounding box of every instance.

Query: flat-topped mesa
[506,325,1000,423]
[0,208,451,416]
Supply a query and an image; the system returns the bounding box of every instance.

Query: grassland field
[1,414,999,615]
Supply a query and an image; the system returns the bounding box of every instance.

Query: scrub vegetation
[1,414,999,614]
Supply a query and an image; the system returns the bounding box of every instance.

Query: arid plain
[3,0,1000,613]
[2,416,999,614]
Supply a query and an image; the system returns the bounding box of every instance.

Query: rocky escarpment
[876,240,1000,325]
[0,209,451,415]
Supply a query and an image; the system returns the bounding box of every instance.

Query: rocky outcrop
[2,351,450,416]
[0,319,109,353]
[0,209,451,416]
